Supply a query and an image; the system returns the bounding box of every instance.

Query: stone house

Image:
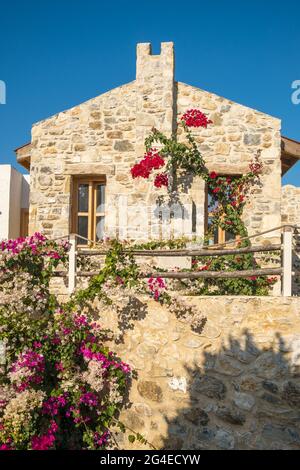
[15,42,300,246]
[9,44,300,449]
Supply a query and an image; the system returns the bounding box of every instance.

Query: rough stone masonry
[28,42,282,245]
[96,295,300,450]
[13,42,300,449]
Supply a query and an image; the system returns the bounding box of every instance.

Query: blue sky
[0,0,299,185]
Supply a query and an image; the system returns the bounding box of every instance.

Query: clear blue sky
[0,0,299,185]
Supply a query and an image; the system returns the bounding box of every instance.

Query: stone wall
[28,42,281,245]
[176,82,282,245]
[29,81,137,238]
[96,295,300,450]
[281,185,300,295]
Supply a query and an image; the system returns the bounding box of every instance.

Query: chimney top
[136,42,174,57]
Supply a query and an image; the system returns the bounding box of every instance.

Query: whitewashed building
[0,165,30,240]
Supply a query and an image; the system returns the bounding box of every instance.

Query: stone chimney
[136,42,175,156]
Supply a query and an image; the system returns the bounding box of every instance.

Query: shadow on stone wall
[115,297,149,344]
[151,330,300,450]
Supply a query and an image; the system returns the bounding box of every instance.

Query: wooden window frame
[72,176,106,246]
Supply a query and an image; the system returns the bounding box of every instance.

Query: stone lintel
[65,164,115,176]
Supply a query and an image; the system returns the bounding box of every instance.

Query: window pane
[78,184,89,212]
[96,184,105,213]
[207,216,217,245]
[225,231,235,242]
[78,216,88,245]
[208,192,218,212]
[95,216,105,241]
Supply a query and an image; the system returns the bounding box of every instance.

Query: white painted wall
[0,165,30,240]
[0,165,11,240]
[9,167,22,239]
[22,175,30,209]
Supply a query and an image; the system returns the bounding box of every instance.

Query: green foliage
[0,236,133,450]
[140,122,276,296]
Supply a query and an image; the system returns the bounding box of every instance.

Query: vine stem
[111,417,157,450]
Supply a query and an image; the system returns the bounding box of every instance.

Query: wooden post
[282,227,293,296]
[68,234,77,295]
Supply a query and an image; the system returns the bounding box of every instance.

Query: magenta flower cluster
[42,394,68,416]
[148,276,166,301]
[0,233,46,255]
[0,232,69,259]
[74,314,88,327]
[10,350,45,391]
[79,392,98,407]
[31,421,58,450]
[80,342,131,374]
[94,430,110,448]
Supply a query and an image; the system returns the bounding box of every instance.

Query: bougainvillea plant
[129,108,278,295]
[0,233,205,449]
[0,235,133,450]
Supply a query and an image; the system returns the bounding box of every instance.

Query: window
[205,180,237,246]
[72,178,105,245]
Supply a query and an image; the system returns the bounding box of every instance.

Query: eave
[281,136,300,176]
[14,142,31,171]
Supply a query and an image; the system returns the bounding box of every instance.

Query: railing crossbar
[55,267,282,279]
[63,225,297,297]
[77,244,281,257]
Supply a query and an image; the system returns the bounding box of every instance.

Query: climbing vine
[130,109,278,295]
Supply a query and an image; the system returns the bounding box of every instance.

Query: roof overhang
[15,136,300,176]
[281,136,300,175]
[14,142,31,171]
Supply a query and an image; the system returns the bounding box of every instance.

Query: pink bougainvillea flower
[115,275,124,285]
[55,362,64,371]
[31,421,58,450]
[47,251,61,260]
[209,171,218,179]
[0,443,12,451]
[74,314,88,327]
[10,350,45,391]
[148,276,166,301]
[51,336,61,345]
[181,109,212,128]
[94,430,110,448]
[42,395,68,416]
[62,327,71,335]
[79,392,98,407]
